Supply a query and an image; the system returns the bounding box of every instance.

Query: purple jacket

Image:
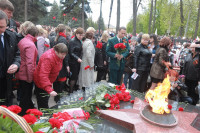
[16,34,38,82]
[37,36,50,58]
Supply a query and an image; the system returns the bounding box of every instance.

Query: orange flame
[145,75,171,114]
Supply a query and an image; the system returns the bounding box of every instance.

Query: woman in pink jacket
[33,43,68,109]
[15,26,39,116]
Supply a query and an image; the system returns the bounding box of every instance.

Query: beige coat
[78,39,95,88]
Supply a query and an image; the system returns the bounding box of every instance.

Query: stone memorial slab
[97,98,199,133]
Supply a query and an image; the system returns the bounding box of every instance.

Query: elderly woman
[78,31,95,89]
[150,37,172,90]
[132,34,152,92]
[34,43,68,109]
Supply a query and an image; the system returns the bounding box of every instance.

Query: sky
[48,0,147,27]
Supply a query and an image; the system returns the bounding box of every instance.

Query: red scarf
[59,32,66,38]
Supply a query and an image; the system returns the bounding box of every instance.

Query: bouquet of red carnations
[96,41,103,49]
[114,43,126,66]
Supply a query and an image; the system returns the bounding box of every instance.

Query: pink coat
[33,48,63,94]
[16,34,38,82]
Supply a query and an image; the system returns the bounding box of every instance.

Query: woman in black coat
[131,34,152,93]
[68,27,85,92]
[95,32,109,82]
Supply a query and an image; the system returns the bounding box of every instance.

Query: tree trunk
[184,9,191,38]
[108,0,114,29]
[99,0,103,36]
[179,0,184,37]
[133,0,137,36]
[116,0,120,32]
[152,0,157,34]
[194,0,200,39]
[148,0,154,34]
[82,0,84,29]
[25,0,28,21]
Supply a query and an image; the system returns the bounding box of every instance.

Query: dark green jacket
[106,36,130,70]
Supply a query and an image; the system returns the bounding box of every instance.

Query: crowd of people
[0,0,200,116]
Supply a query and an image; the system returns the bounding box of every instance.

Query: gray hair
[0,10,8,24]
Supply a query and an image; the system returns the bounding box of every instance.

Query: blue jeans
[123,72,133,89]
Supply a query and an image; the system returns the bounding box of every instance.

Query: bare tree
[82,0,84,29]
[25,0,28,21]
[152,0,157,34]
[148,0,153,34]
[194,0,200,39]
[116,0,120,32]
[179,0,184,37]
[133,0,142,36]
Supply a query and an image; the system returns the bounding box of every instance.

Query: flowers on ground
[82,83,132,113]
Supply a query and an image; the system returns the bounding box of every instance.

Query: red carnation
[71,35,75,39]
[26,109,43,119]
[53,130,58,133]
[178,107,184,111]
[96,41,103,49]
[53,16,56,19]
[168,104,172,110]
[108,104,115,110]
[84,65,90,70]
[23,114,37,125]
[79,97,83,100]
[35,131,45,133]
[72,17,75,20]
[96,106,100,110]
[49,118,63,129]
[44,44,50,47]
[128,40,131,43]
[63,13,66,16]
[7,105,21,114]
[75,18,77,21]
[83,111,90,120]
[104,93,111,100]
[130,100,135,104]
[115,105,120,109]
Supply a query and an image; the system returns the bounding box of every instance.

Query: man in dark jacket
[0,10,20,105]
[182,43,200,105]
[0,0,17,32]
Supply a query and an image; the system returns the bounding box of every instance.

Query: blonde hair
[55,24,66,42]
[86,27,96,33]
[19,21,34,36]
[100,32,109,43]
[38,27,45,36]
[142,34,150,40]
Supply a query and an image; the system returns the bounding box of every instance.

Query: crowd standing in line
[1,0,200,116]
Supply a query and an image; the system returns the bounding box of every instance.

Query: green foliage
[81,85,118,113]
[0,115,24,133]
[60,0,92,29]
[10,0,51,23]
[127,0,200,37]
[86,17,98,30]
[97,17,106,31]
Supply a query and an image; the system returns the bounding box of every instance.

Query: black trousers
[53,81,65,103]
[18,80,34,116]
[185,78,199,105]
[35,85,49,109]
[132,70,149,93]
[0,77,7,105]
[96,69,107,82]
